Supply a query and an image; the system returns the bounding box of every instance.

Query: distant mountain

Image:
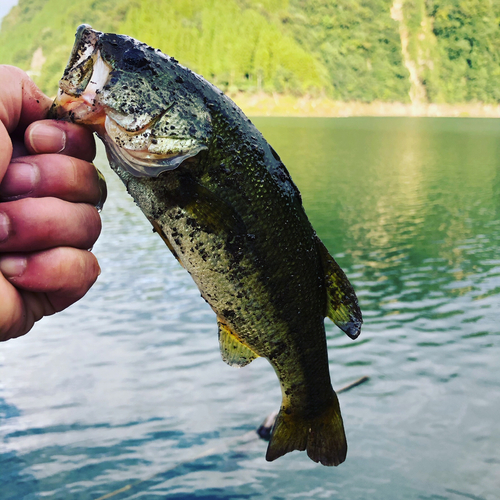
[1,0,499,104]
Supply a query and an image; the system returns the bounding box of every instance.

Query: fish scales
[50,25,363,467]
[121,105,330,401]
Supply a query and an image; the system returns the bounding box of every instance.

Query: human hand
[0,65,106,341]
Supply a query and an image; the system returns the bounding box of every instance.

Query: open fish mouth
[50,25,208,177]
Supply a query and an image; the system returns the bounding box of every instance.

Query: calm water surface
[1,118,499,499]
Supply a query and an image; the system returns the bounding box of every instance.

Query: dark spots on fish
[284,408,292,415]
[170,125,176,130]
[216,135,225,148]
[199,248,209,262]
[185,217,197,228]
[175,76,184,83]
[152,84,159,91]
[222,309,235,320]
[151,139,158,145]
[274,168,290,185]
[170,57,178,63]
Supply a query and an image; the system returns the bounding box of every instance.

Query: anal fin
[316,236,362,339]
[218,320,259,367]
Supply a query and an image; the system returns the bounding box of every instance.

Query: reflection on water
[1,118,499,499]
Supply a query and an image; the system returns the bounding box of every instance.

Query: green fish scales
[50,25,363,467]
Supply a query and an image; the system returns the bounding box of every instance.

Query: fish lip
[65,25,101,77]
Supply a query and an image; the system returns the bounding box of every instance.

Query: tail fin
[265,396,347,466]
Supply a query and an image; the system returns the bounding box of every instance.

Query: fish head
[50,25,212,177]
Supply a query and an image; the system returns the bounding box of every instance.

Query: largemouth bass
[50,25,362,466]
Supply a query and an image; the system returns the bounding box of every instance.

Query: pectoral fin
[218,320,259,367]
[317,237,362,339]
[183,180,247,237]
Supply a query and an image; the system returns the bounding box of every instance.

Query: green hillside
[1,0,499,104]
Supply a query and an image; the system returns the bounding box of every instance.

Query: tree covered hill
[1,0,499,104]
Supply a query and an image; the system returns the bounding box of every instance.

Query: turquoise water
[1,117,499,499]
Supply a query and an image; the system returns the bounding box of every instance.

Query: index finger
[25,120,96,162]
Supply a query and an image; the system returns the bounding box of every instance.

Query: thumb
[0,65,52,133]
[0,65,52,181]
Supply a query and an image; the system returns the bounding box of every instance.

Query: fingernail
[0,256,27,278]
[29,123,66,154]
[0,162,39,199]
[95,167,107,212]
[0,212,10,243]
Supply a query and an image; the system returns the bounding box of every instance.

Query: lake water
[1,117,499,499]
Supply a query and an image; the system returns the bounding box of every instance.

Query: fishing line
[93,376,369,500]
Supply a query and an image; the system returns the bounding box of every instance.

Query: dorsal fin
[316,237,362,339]
[218,319,259,367]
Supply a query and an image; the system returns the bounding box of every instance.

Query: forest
[0,0,499,104]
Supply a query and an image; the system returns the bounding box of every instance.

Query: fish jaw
[49,25,109,131]
[50,52,110,133]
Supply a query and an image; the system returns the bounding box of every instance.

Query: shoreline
[229,92,500,118]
